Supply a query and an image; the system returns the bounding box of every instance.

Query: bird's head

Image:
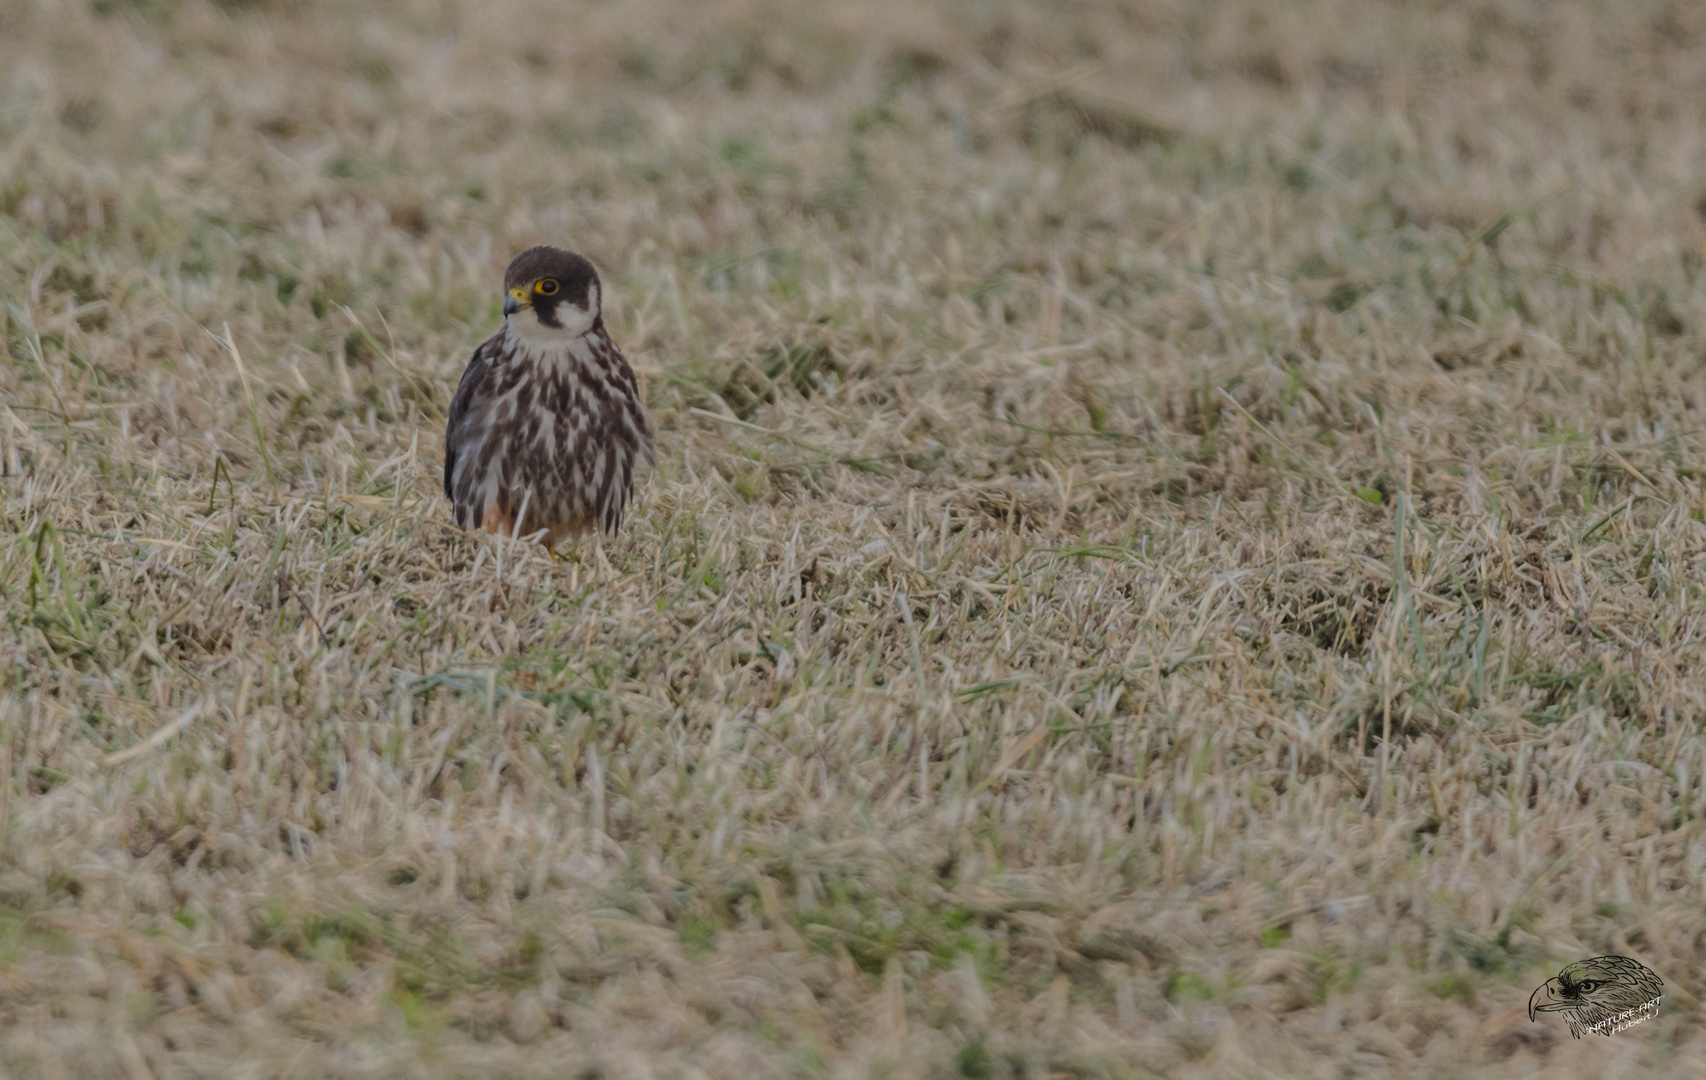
[502,245,601,345]
[1529,956,1663,1025]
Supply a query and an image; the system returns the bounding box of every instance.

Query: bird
[1528,955,1663,1038]
[444,245,654,552]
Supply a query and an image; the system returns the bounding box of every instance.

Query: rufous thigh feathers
[480,502,516,538]
[481,503,598,549]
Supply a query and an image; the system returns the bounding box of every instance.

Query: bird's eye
[536,279,559,296]
[1577,981,1598,992]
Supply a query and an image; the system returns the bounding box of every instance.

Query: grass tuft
[4,0,1706,1075]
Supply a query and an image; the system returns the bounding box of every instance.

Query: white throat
[506,290,598,351]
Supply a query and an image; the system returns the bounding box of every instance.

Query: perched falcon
[444,246,654,549]
[1528,955,1663,1037]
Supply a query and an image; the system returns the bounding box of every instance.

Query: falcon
[1528,955,1663,1038]
[444,245,654,551]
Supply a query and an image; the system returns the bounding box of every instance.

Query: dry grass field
[7,0,1706,1075]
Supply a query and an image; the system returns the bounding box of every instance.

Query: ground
[2,0,1705,1076]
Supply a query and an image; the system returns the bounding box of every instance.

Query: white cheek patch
[552,295,598,337]
[508,303,594,348]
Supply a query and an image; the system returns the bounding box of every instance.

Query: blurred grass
[5,0,1706,1076]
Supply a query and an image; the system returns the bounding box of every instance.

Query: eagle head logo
[1528,956,1663,1038]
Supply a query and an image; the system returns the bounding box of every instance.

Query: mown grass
[5,0,1706,1075]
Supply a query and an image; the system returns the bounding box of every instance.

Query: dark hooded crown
[504,245,600,325]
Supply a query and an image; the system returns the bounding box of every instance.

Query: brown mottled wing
[578,328,654,534]
[443,331,507,530]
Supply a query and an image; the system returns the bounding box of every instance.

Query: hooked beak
[1529,979,1570,1019]
[504,288,528,317]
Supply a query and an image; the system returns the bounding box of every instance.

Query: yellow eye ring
[535,279,559,296]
